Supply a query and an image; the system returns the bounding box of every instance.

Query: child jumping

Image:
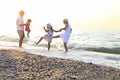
[35,23,60,51]
[25,19,32,37]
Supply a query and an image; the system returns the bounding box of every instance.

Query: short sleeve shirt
[16,16,24,31]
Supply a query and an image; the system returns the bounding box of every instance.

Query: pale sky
[0,0,120,32]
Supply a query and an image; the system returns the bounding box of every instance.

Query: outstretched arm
[60,25,67,31]
[53,29,61,32]
[60,27,66,31]
[53,25,68,32]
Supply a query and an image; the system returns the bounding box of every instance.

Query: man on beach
[16,10,26,48]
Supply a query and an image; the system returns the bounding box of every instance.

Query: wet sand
[0,49,120,80]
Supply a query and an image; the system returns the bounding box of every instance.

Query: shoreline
[0,43,120,70]
[0,49,120,80]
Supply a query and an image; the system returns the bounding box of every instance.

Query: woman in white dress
[53,19,72,52]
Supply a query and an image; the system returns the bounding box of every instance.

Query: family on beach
[16,10,72,52]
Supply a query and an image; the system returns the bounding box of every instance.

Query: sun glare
[0,0,120,33]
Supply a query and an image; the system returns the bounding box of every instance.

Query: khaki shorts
[17,30,25,38]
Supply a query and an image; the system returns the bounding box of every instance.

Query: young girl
[35,23,60,51]
[25,19,32,37]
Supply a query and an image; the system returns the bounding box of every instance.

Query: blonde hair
[19,10,24,14]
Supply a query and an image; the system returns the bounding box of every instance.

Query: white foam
[0,41,120,69]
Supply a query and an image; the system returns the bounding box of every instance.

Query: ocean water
[69,30,120,54]
[0,30,120,69]
[1,30,120,53]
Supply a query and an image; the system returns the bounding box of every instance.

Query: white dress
[60,24,71,43]
[42,28,53,43]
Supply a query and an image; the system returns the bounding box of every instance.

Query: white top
[48,28,53,36]
[16,16,24,31]
[65,24,71,35]
[42,28,53,43]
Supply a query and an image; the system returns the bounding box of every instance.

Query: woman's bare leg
[64,43,68,52]
[53,35,69,52]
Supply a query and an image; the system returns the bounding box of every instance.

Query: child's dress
[25,24,30,32]
[42,28,53,43]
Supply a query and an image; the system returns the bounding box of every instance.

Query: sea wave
[84,47,120,54]
[28,43,120,54]
[0,30,120,54]
[68,44,120,54]
[0,35,29,43]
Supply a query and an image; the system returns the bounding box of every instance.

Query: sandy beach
[0,49,120,80]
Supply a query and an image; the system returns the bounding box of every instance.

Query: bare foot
[19,46,24,48]
[35,42,38,45]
